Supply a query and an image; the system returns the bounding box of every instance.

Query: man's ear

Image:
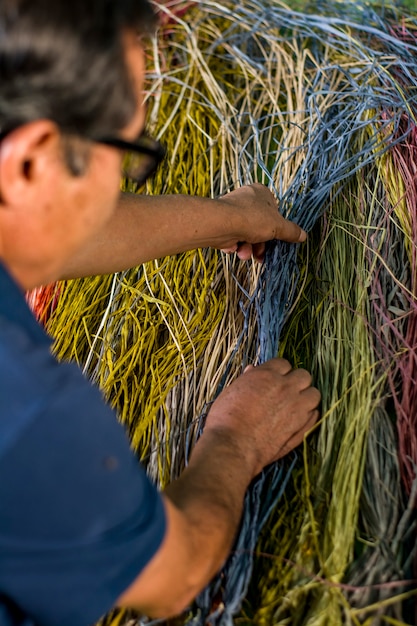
[0,120,62,207]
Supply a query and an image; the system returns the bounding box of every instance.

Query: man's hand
[218,183,306,262]
[205,358,320,477]
[117,357,319,618]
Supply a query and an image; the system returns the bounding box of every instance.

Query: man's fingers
[249,242,265,263]
[297,408,320,440]
[232,242,266,263]
[243,358,293,376]
[262,357,293,375]
[300,386,322,408]
[235,242,252,261]
[309,409,320,426]
[285,367,313,388]
[276,218,307,244]
[221,244,238,254]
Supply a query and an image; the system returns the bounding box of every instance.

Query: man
[0,1,320,625]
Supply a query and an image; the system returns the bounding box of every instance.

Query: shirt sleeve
[0,336,166,626]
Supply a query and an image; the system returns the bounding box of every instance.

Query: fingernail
[298,229,307,243]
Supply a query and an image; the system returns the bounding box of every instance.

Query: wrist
[215,195,248,243]
[193,424,260,483]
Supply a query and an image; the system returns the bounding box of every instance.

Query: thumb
[276,216,307,243]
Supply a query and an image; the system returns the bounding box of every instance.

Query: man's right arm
[60,184,306,279]
[117,358,320,618]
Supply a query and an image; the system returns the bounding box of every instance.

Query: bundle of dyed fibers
[31,0,417,624]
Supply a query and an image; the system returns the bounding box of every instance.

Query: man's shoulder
[0,263,51,346]
[0,264,70,456]
[0,309,55,386]
[0,282,93,472]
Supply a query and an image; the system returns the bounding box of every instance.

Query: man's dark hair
[0,0,157,139]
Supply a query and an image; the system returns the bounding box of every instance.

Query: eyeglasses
[0,126,165,187]
[94,133,165,186]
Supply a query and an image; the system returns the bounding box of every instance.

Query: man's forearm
[117,428,255,618]
[60,185,306,280]
[164,427,255,561]
[60,192,240,279]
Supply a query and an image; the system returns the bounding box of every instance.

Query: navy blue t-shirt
[0,265,166,626]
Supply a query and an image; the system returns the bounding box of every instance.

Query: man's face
[0,31,147,289]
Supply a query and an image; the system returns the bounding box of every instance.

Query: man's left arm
[60,184,306,279]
